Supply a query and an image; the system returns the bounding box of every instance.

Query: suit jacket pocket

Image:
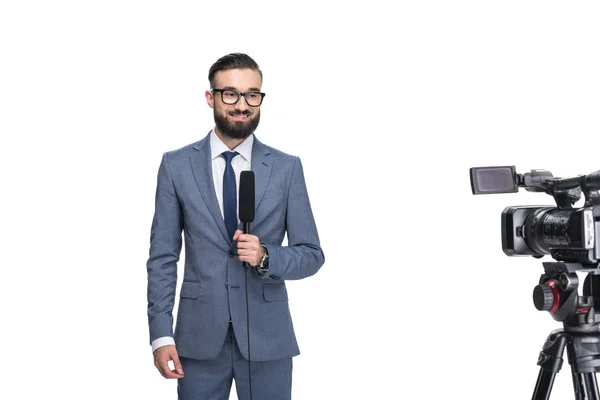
[263,186,286,200]
[263,283,288,302]
[180,281,201,299]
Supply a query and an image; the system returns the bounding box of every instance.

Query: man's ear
[205,90,214,109]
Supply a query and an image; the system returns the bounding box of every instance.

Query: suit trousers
[177,323,293,400]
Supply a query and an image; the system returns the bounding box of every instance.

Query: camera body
[502,205,600,264]
[471,166,600,265]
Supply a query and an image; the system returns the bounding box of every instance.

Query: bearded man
[146,53,325,400]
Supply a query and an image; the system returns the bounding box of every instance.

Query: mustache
[228,110,251,116]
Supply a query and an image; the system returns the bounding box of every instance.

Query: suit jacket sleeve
[262,156,325,280]
[146,152,183,344]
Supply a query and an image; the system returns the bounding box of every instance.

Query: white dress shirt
[151,129,253,353]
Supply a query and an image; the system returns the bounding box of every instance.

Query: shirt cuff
[151,336,175,353]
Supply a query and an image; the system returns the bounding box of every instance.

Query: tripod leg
[568,371,600,400]
[566,333,600,400]
[532,370,557,400]
[570,372,585,400]
[580,373,600,400]
[566,339,584,400]
[532,331,568,400]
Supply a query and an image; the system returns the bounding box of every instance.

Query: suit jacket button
[228,251,235,258]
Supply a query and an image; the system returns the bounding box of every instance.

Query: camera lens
[523,208,573,255]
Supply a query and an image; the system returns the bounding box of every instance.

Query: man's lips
[229,113,250,121]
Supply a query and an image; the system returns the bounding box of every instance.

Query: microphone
[238,170,255,400]
[239,170,255,235]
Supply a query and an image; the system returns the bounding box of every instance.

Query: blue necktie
[222,151,239,240]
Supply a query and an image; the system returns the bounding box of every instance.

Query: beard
[214,108,261,140]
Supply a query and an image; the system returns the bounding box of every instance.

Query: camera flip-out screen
[470,166,518,194]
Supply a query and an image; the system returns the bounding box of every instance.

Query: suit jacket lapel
[189,133,231,243]
[251,137,274,215]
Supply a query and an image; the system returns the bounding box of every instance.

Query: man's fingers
[233,233,261,265]
[238,250,258,260]
[236,241,258,250]
[235,233,259,243]
[163,366,183,379]
[172,353,184,375]
[163,349,184,378]
[156,360,170,378]
[154,346,184,379]
[159,359,184,379]
[239,255,256,266]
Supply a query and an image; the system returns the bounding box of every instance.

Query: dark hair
[208,53,263,88]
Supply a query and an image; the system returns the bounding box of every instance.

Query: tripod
[531,262,600,399]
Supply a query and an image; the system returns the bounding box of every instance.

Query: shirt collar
[210,129,254,163]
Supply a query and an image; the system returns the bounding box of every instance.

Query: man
[146,53,325,400]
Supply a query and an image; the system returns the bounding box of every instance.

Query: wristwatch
[256,244,269,274]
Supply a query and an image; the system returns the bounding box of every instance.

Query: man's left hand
[233,230,264,267]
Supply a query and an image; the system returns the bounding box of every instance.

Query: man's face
[206,68,263,140]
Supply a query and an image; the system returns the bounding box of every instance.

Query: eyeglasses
[212,89,266,107]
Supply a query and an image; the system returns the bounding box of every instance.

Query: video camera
[470,166,600,264]
[471,166,600,398]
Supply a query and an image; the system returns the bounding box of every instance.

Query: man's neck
[214,127,246,150]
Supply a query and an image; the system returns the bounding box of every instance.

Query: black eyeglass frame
[211,88,266,107]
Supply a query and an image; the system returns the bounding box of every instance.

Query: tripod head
[534,262,600,331]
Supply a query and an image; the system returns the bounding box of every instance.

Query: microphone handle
[243,222,251,268]
[241,220,254,399]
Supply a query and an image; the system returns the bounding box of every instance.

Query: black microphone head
[239,170,255,223]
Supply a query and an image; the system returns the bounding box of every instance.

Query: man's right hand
[153,345,184,379]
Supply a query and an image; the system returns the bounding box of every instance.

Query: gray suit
[147,132,325,365]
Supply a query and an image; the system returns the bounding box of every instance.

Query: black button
[228,251,235,258]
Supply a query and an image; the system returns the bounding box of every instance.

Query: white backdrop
[2,1,600,399]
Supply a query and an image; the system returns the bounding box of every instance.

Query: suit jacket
[146,132,325,362]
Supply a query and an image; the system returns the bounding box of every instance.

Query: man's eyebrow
[220,86,262,92]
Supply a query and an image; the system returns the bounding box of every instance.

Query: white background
[2,1,600,399]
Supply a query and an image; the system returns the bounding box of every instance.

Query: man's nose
[235,94,250,111]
